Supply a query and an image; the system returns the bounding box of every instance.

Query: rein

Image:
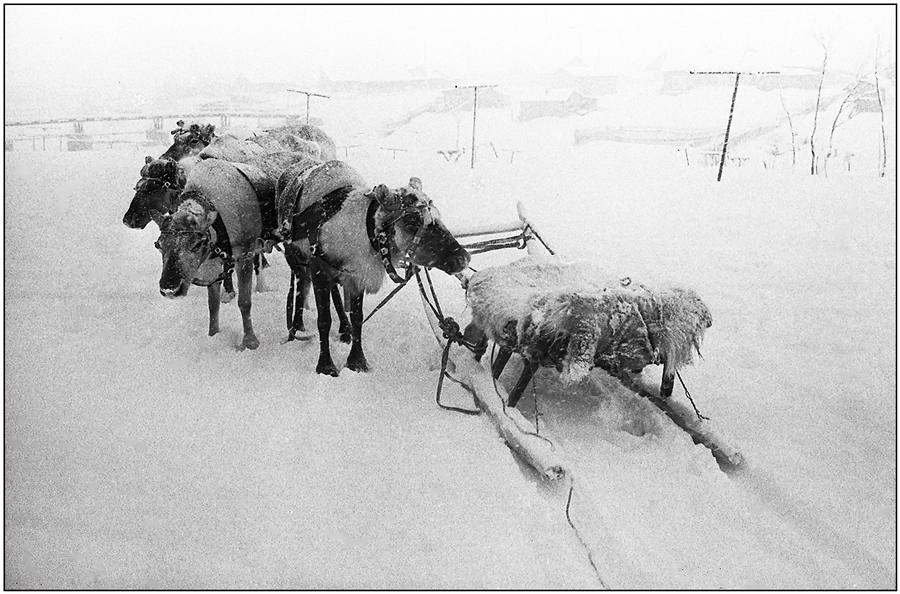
[415,267,481,416]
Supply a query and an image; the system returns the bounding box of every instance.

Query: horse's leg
[334,285,351,344]
[345,291,369,372]
[286,269,303,341]
[508,357,538,408]
[207,281,222,336]
[222,271,236,303]
[312,270,339,376]
[235,255,259,350]
[254,254,271,293]
[463,322,488,362]
[491,346,513,379]
[660,361,675,399]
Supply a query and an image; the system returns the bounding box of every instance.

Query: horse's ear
[164,159,178,175]
[372,184,397,208]
[409,177,423,191]
[145,155,154,164]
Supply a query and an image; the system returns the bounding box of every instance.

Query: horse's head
[372,177,470,275]
[123,157,186,229]
[155,192,218,298]
[159,122,216,161]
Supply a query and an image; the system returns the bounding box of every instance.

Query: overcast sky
[4,4,895,115]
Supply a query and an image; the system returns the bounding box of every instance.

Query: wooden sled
[421,202,744,478]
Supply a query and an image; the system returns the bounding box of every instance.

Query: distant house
[849,79,884,116]
[518,88,597,121]
[549,65,618,96]
[653,50,823,94]
[745,68,822,92]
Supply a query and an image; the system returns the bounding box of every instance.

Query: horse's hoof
[243,335,260,350]
[347,356,370,373]
[221,291,236,304]
[316,362,340,377]
[208,327,219,337]
[288,328,314,341]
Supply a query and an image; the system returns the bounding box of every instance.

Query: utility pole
[456,84,497,169]
[690,71,779,181]
[287,89,330,125]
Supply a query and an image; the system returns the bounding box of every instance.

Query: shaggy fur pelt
[467,256,712,384]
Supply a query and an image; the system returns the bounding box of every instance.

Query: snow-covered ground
[4,86,896,589]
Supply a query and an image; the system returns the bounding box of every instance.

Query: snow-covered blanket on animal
[184,158,262,247]
[199,125,327,163]
[261,124,337,160]
[466,255,712,385]
[199,133,270,162]
[231,151,321,207]
[275,159,368,239]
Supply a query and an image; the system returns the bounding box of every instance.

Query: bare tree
[874,41,888,178]
[810,40,829,175]
[778,83,797,168]
[823,75,864,176]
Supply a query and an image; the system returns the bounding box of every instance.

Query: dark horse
[276,159,470,375]
[122,155,188,230]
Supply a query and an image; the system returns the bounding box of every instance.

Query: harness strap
[292,186,352,245]
[287,186,355,273]
[190,214,235,287]
[365,199,411,284]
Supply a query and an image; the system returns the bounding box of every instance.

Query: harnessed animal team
[123,121,470,375]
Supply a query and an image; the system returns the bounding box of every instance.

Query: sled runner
[418,202,744,477]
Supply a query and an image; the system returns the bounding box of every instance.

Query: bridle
[155,193,235,287]
[134,160,185,219]
[366,192,441,284]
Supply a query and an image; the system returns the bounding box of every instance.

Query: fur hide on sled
[466,256,712,385]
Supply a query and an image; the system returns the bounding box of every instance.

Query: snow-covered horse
[153,155,304,349]
[160,122,337,163]
[276,159,471,375]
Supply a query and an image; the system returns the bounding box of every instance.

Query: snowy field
[4,90,896,589]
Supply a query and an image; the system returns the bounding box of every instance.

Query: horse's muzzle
[436,249,470,275]
[160,279,189,298]
[122,211,149,230]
